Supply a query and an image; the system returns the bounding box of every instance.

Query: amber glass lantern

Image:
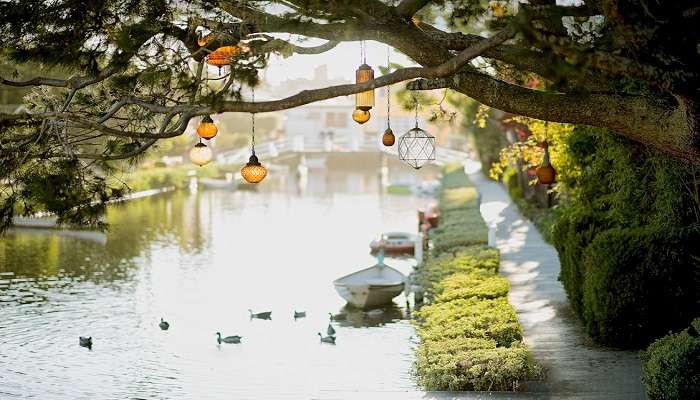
[241,154,268,184]
[189,141,213,167]
[536,142,556,184]
[207,45,243,73]
[197,115,218,140]
[382,128,395,146]
[352,108,370,124]
[355,63,375,111]
[240,109,267,184]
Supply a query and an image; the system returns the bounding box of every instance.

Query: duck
[216,332,242,344]
[327,323,336,337]
[318,332,336,344]
[248,309,272,320]
[294,310,306,319]
[328,312,347,321]
[79,336,92,349]
[159,318,170,330]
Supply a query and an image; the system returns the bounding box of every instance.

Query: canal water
[0,159,437,399]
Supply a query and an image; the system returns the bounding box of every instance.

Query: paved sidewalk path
[465,161,645,399]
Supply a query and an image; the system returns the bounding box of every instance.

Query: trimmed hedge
[640,318,700,400]
[414,164,540,391]
[580,226,700,348]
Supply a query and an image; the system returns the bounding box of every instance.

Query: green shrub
[416,342,541,391]
[435,272,510,302]
[417,246,499,297]
[440,187,479,212]
[581,226,700,348]
[551,210,606,316]
[640,319,700,400]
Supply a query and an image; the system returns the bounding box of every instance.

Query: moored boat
[369,232,416,255]
[333,252,406,309]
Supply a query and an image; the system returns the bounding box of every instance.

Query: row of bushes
[119,164,223,193]
[413,164,540,391]
[551,126,700,348]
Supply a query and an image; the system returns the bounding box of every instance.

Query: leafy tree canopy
[0,0,698,230]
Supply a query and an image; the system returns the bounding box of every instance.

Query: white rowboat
[333,256,406,309]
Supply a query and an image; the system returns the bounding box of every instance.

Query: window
[326,112,347,128]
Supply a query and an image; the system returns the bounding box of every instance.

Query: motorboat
[369,232,416,256]
[333,251,406,309]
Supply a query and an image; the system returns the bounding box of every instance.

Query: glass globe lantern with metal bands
[398,126,436,170]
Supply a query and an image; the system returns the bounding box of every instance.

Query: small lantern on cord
[536,142,556,185]
[240,91,267,184]
[206,45,244,73]
[197,115,218,140]
[489,1,508,18]
[398,101,435,169]
[190,141,213,167]
[382,46,395,147]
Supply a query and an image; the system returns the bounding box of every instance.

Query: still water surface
[0,163,435,399]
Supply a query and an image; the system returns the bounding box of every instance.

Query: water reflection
[0,159,437,399]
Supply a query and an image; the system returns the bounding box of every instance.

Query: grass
[413,163,541,391]
[116,164,223,193]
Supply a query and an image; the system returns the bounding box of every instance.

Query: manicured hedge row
[641,318,700,400]
[414,164,540,391]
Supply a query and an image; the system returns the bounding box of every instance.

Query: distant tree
[0,0,698,229]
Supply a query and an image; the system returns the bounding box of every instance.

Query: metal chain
[414,96,419,128]
[251,87,256,154]
[386,45,391,129]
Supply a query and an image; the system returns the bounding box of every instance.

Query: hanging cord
[414,95,419,128]
[251,87,256,155]
[386,45,391,129]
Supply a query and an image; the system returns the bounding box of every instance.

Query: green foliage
[551,125,700,347]
[414,165,539,391]
[581,226,700,348]
[121,164,222,193]
[640,319,700,400]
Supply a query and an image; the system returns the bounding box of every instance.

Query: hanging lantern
[197,115,218,140]
[206,45,243,73]
[241,154,268,184]
[382,46,394,147]
[352,108,370,124]
[398,126,436,169]
[382,128,395,146]
[190,142,213,167]
[240,98,267,184]
[536,142,556,184]
[355,63,375,111]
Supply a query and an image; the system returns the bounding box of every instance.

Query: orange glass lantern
[240,111,267,184]
[206,45,243,72]
[382,128,395,146]
[355,63,375,111]
[352,108,370,124]
[197,115,218,140]
[536,143,556,185]
[240,154,268,184]
[489,1,507,18]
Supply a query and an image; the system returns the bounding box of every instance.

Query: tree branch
[396,0,433,17]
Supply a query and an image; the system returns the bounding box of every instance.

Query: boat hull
[333,282,405,309]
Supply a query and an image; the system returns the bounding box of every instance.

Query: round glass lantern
[240,154,267,183]
[398,126,436,169]
[352,108,370,124]
[189,142,213,167]
[197,115,218,140]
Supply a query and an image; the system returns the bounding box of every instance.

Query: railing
[216,135,468,166]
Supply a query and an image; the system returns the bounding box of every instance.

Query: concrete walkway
[465,161,645,399]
